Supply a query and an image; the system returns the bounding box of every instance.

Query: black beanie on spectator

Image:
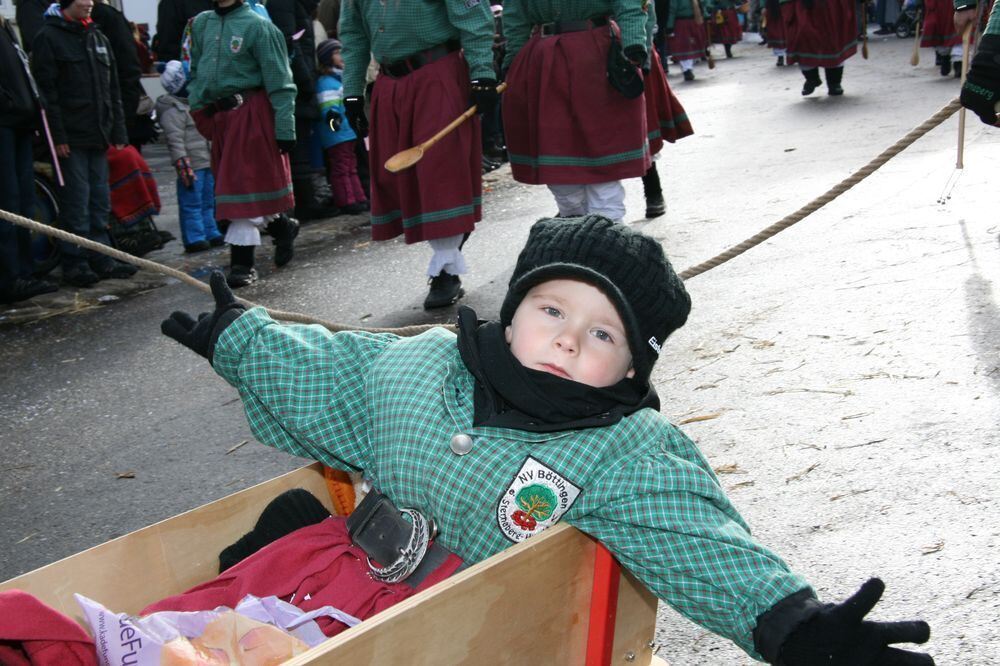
[500,215,691,386]
[60,0,76,7]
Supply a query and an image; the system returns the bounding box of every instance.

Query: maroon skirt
[668,18,708,61]
[644,50,694,155]
[192,90,293,219]
[503,25,650,185]
[920,0,961,48]
[765,5,788,50]
[368,51,481,243]
[711,9,743,44]
[781,0,858,68]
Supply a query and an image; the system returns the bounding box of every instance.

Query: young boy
[155,60,224,253]
[161,215,933,665]
[314,39,368,215]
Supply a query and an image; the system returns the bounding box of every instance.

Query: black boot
[683,69,695,81]
[940,54,952,76]
[293,177,340,222]
[227,244,258,288]
[776,55,785,67]
[801,68,822,96]
[642,164,666,219]
[0,277,58,304]
[424,271,464,309]
[265,213,300,267]
[825,66,844,96]
[724,44,733,58]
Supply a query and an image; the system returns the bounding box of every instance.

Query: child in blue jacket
[315,39,368,215]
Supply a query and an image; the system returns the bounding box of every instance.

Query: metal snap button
[450,433,473,455]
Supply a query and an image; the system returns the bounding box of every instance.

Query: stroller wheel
[895,23,911,38]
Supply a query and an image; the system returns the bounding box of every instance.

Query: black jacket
[268,0,320,118]
[0,17,39,129]
[13,0,46,53]
[91,4,144,126]
[154,0,213,62]
[30,12,127,149]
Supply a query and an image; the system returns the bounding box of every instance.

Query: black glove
[623,45,647,66]
[961,34,1000,126]
[161,271,246,364]
[469,78,499,115]
[276,138,296,154]
[325,109,343,132]
[344,95,368,136]
[778,579,933,666]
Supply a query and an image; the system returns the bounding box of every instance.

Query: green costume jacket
[213,308,813,660]
[188,4,296,141]
[338,0,495,98]
[502,0,649,70]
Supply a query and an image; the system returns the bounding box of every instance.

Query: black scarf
[456,307,659,432]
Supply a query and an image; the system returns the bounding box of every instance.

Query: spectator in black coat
[92,1,144,143]
[154,0,212,62]
[13,0,47,52]
[0,15,58,304]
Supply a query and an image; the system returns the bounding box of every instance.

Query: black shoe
[683,69,695,81]
[342,202,369,214]
[157,230,176,245]
[482,155,502,174]
[91,258,138,280]
[0,277,59,304]
[724,44,733,58]
[776,55,785,67]
[954,66,962,78]
[423,271,464,309]
[266,214,300,267]
[63,262,101,287]
[209,236,225,247]
[184,240,211,253]
[226,265,258,288]
[940,56,952,76]
[825,66,844,96]
[801,70,822,96]
[645,194,666,219]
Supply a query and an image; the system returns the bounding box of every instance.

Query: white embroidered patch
[496,456,581,543]
[230,35,244,54]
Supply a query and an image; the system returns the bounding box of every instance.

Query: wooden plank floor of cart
[1,463,668,665]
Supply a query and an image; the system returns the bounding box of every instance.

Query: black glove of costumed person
[276,138,296,154]
[623,45,647,66]
[161,271,247,364]
[961,34,1000,126]
[344,96,368,136]
[777,579,934,665]
[469,78,499,115]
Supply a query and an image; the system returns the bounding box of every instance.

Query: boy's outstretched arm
[571,425,933,664]
[160,272,390,473]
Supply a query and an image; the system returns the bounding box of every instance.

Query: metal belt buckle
[232,93,244,109]
[365,507,431,584]
[540,23,556,37]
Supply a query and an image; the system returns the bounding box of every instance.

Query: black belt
[534,16,609,36]
[346,489,464,587]
[378,40,460,79]
[202,89,259,117]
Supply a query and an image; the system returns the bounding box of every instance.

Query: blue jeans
[58,147,111,266]
[177,168,221,245]
[0,127,36,289]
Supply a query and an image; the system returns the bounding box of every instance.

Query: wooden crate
[1,464,665,665]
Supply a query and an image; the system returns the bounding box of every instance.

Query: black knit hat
[500,215,691,386]
[316,39,343,67]
[60,0,76,7]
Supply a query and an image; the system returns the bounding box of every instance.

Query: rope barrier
[0,97,963,334]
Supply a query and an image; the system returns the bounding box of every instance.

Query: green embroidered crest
[515,484,557,522]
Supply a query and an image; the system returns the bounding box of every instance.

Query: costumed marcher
[502,0,650,223]
[315,39,368,214]
[641,0,695,219]
[0,14,59,304]
[780,0,858,95]
[764,0,790,65]
[155,0,213,62]
[959,0,1000,125]
[31,0,138,287]
[162,215,936,666]
[710,0,744,57]
[187,0,300,288]
[667,0,709,80]
[156,60,224,253]
[922,0,963,76]
[339,0,496,309]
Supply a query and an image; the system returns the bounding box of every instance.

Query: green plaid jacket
[339,0,496,97]
[502,0,650,70]
[214,308,812,659]
[188,4,296,140]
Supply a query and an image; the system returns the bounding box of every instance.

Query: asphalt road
[2,33,999,664]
